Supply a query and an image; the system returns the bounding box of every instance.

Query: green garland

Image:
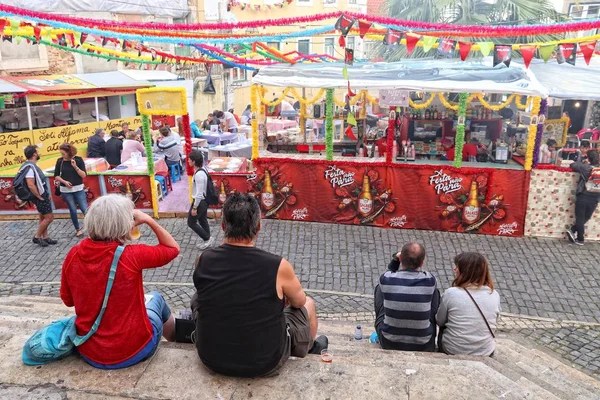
[141,114,155,175]
[325,88,334,161]
[453,92,469,168]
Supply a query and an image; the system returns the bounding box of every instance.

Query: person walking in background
[567,149,600,246]
[60,194,180,369]
[436,252,501,356]
[105,130,123,168]
[121,131,146,164]
[20,145,56,247]
[187,150,213,249]
[241,104,252,125]
[373,242,439,352]
[191,193,327,377]
[54,143,88,237]
[87,128,106,158]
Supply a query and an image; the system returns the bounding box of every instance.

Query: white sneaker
[197,237,215,250]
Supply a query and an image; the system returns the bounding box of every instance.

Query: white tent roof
[526,58,600,101]
[73,72,152,88]
[0,79,26,93]
[252,60,549,97]
[120,70,180,82]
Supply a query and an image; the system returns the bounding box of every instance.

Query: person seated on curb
[60,194,180,369]
[374,242,439,352]
[191,193,327,377]
[436,252,501,356]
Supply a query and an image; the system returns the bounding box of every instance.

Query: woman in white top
[436,252,501,356]
[121,131,146,164]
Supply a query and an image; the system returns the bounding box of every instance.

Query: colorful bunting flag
[520,45,537,68]
[539,44,554,63]
[345,48,354,65]
[335,14,355,37]
[478,42,494,57]
[339,35,346,48]
[557,43,576,65]
[347,112,357,126]
[437,38,456,58]
[383,29,402,46]
[458,41,472,61]
[422,36,437,53]
[343,65,349,80]
[580,41,597,65]
[405,33,421,56]
[358,21,372,39]
[345,125,358,141]
[493,44,512,67]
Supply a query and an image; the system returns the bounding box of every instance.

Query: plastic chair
[155,175,168,197]
[169,163,182,183]
[154,179,163,201]
[156,171,173,192]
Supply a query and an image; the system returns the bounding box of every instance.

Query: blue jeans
[61,190,88,231]
[81,291,171,369]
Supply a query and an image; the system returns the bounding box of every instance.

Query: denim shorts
[81,291,171,369]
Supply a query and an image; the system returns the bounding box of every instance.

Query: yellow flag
[478,42,494,57]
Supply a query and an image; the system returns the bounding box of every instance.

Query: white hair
[84,194,134,243]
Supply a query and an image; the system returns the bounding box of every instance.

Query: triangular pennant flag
[345,48,354,65]
[345,125,358,140]
[15,36,21,45]
[458,41,472,61]
[33,26,41,42]
[405,33,421,56]
[580,41,597,65]
[122,39,128,51]
[557,43,576,65]
[67,33,75,47]
[437,38,456,58]
[151,49,157,61]
[347,112,357,126]
[348,82,356,97]
[0,19,7,37]
[493,44,512,67]
[478,42,494,57]
[335,14,355,36]
[9,19,19,34]
[358,21,372,39]
[539,44,554,63]
[339,35,346,48]
[422,36,437,53]
[520,45,536,68]
[343,65,349,80]
[2,35,11,43]
[383,29,402,46]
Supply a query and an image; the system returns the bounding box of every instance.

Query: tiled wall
[525,169,600,241]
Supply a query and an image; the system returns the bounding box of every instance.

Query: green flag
[9,18,20,35]
[422,36,437,53]
[343,65,349,80]
[539,44,555,63]
[478,42,494,57]
[347,112,357,126]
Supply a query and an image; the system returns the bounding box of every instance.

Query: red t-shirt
[446,144,478,161]
[60,239,179,365]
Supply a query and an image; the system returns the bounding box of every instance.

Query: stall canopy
[73,72,153,89]
[0,78,26,94]
[527,58,600,101]
[252,60,549,97]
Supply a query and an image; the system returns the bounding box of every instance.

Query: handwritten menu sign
[32,121,98,157]
[0,131,35,169]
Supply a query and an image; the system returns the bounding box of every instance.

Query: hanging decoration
[580,41,597,65]
[251,85,260,160]
[453,93,468,168]
[515,96,533,111]
[539,44,555,63]
[532,98,548,168]
[557,43,576,65]
[493,44,512,67]
[325,89,334,161]
[335,14,355,36]
[290,88,325,105]
[524,97,542,171]
[405,33,421,55]
[409,93,436,109]
[458,41,472,61]
[477,94,517,111]
[520,45,537,69]
[345,48,354,65]
[420,36,436,53]
[358,20,372,39]
[437,38,456,58]
[383,29,402,46]
[259,87,293,106]
[140,114,159,218]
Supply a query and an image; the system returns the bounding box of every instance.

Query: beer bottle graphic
[261,170,275,210]
[218,181,227,204]
[462,180,481,225]
[125,181,133,201]
[358,173,374,217]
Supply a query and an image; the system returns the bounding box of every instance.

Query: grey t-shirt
[436,286,501,356]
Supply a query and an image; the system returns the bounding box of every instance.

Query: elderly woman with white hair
[60,194,180,369]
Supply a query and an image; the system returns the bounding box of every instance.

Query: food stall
[206,60,550,237]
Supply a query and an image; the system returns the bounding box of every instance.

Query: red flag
[458,41,472,61]
[348,82,356,97]
[345,125,357,140]
[67,33,75,47]
[33,26,41,42]
[383,29,402,46]
[358,21,372,39]
[0,19,7,36]
[520,45,536,68]
[339,35,346,48]
[405,33,420,56]
[580,41,597,65]
[335,14,355,36]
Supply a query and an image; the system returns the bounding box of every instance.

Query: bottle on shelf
[392,140,398,160]
[425,108,431,120]
[417,110,422,119]
[433,106,439,120]
[441,109,446,120]
[358,146,364,157]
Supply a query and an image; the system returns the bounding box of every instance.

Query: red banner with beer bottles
[210,158,530,237]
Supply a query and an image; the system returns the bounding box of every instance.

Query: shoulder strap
[463,288,495,339]
[73,245,126,346]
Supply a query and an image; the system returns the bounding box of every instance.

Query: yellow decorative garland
[334,90,376,108]
[258,87,293,106]
[524,97,542,171]
[437,93,477,111]
[515,96,533,111]
[409,93,436,110]
[476,93,517,111]
[290,88,326,105]
[251,85,260,160]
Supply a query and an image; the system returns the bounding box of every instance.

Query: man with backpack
[187,150,217,249]
[15,145,56,247]
[567,149,600,246]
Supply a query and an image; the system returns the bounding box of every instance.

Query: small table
[267,118,298,132]
[202,131,239,145]
[208,142,253,160]
[116,157,168,175]
[181,138,208,149]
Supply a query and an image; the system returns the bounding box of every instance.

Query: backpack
[585,167,600,194]
[13,163,35,202]
[199,168,218,206]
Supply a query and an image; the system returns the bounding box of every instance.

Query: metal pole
[94,96,100,122]
[25,96,33,131]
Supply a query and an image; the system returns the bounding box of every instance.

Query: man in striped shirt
[374,242,439,352]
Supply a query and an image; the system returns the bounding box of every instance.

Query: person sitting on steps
[191,193,327,377]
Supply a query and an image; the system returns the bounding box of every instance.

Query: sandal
[76,230,84,237]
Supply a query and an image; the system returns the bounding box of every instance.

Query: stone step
[0,296,597,400]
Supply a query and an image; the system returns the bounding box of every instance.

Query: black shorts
[32,196,52,215]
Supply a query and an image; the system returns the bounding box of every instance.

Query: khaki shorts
[264,306,313,377]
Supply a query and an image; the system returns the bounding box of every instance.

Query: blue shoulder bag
[22,245,125,366]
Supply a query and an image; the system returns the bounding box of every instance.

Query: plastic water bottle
[354,325,363,340]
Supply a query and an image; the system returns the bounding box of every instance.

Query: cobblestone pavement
[1,218,600,378]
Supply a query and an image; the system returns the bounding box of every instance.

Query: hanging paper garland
[141,114,159,218]
[251,85,260,160]
[325,88,334,161]
[290,88,326,105]
[258,87,293,106]
[515,96,533,111]
[409,93,436,109]
[477,94,517,111]
[453,93,468,168]
[230,0,293,11]
[532,98,548,168]
[524,97,542,171]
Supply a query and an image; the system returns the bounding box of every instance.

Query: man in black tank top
[191,193,327,377]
